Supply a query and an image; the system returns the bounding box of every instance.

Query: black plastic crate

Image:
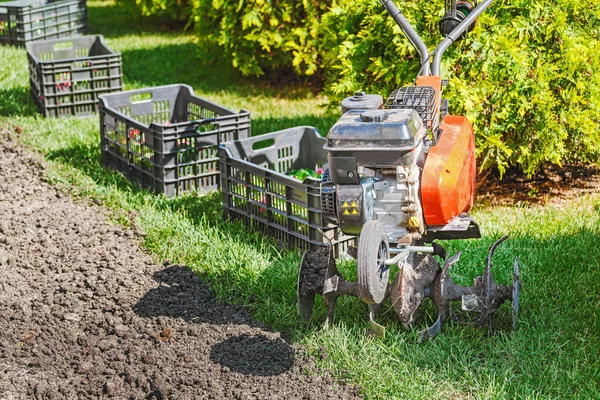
[99,84,251,197]
[0,0,87,47]
[27,35,122,117]
[220,126,355,256]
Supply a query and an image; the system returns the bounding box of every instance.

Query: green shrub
[117,0,191,21]
[320,0,600,175]
[190,0,330,77]
[120,0,600,175]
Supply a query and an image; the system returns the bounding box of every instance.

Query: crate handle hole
[252,138,275,150]
[54,41,74,50]
[130,92,153,103]
[0,7,8,14]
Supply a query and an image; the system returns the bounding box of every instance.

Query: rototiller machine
[297,0,520,341]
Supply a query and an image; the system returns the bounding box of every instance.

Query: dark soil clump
[298,249,332,297]
[0,127,361,399]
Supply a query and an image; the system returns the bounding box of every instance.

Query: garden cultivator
[297,0,520,340]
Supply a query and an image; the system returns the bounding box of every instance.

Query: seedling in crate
[128,128,145,144]
[27,36,121,117]
[287,168,324,181]
[55,72,72,93]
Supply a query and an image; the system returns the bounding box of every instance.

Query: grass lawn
[1,1,600,398]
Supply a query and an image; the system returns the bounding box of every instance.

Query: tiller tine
[390,253,442,330]
[298,236,520,341]
[419,235,519,341]
[297,248,359,324]
[297,248,329,321]
[512,257,520,331]
[474,235,514,333]
[369,303,387,338]
[388,236,520,342]
[417,253,461,343]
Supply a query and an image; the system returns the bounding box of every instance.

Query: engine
[323,107,428,242]
[322,88,478,243]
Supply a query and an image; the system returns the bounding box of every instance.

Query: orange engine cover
[421,115,476,226]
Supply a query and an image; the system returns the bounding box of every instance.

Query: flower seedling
[55,72,72,93]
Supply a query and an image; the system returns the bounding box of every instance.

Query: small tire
[357,220,390,304]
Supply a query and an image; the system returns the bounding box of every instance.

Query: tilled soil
[0,129,361,399]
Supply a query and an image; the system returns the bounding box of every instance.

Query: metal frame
[379,0,494,76]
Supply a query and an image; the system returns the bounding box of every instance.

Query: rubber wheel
[357,220,390,304]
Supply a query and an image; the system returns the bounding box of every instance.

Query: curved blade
[484,235,509,334]
[368,304,386,338]
[417,316,442,343]
[298,294,316,320]
[512,257,520,330]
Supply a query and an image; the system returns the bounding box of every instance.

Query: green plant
[190,0,330,76]
[117,0,192,20]
[319,0,600,176]
[124,0,600,175]
[286,167,324,180]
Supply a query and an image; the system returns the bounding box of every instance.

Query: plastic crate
[27,35,122,117]
[220,126,356,256]
[0,0,87,47]
[99,84,251,197]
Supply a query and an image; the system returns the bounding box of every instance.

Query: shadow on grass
[43,141,281,259]
[0,87,38,117]
[118,42,323,101]
[45,142,225,222]
[88,3,322,100]
[47,142,139,191]
[134,265,294,376]
[251,115,339,137]
[87,0,189,39]
[119,42,237,93]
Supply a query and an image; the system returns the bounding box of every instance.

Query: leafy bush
[117,0,191,20]
[120,0,600,175]
[319,0,600,175]
[189,0,330,77]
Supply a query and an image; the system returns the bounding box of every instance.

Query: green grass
[1,1,600,398]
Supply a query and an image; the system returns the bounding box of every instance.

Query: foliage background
[118,0,600,175]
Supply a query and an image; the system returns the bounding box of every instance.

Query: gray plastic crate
[220,126,355,255]
[0,0,87,47]
[27,35,122,117]
[99,84,251,197]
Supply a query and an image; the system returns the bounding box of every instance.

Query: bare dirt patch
[0,128,360,399]
[477,164,600,206]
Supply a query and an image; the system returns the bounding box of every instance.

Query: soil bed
[0,129,360,399]
[477,164,600,206]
